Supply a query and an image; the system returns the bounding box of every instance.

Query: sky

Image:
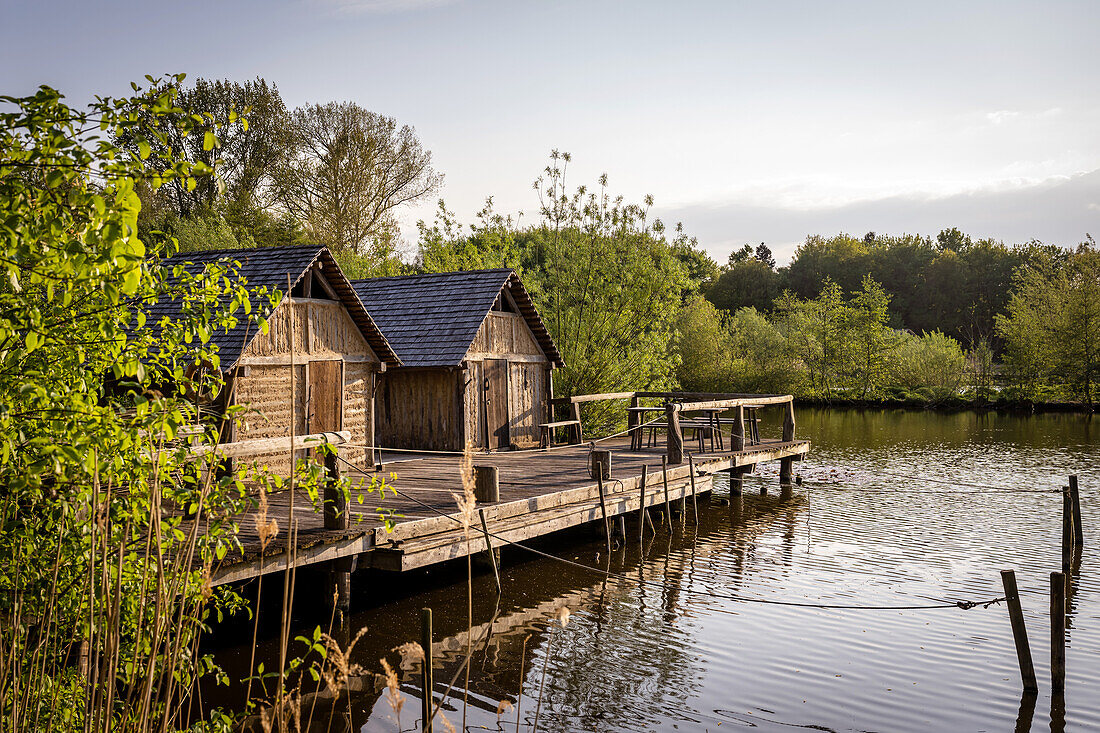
[2,0,1097,264]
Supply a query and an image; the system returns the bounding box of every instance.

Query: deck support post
[590,450,611,481]
[570,401,583,444]
[782,399,796,442]
[628,394,641,449]
[732,405,745,452]
[665,403,684,465]
[323,450,347,531]
[688,455,699,524]
[779,456,794,486]
[474,466,500,503]
[326,557,353,616]
[726,466,744,496]
[638,465,650,545]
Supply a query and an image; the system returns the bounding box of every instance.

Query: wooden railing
[183,430,353,531]
[664,395,795,464]
[549,391,797,463]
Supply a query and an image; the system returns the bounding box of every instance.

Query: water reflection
[212,408,1100,732]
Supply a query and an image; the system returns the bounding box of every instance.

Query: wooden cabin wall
[508,362,549,448]
[233,364,307,475]
[463,360,485,449]
[463,309,550,450]
[377,369,463,452]
[243,300,378,361]
[342,362,374,465]
[233,298,381,472]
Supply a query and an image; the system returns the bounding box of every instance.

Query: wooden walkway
[212,436,810,585]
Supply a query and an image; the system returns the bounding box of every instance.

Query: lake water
[216,408,1100,732]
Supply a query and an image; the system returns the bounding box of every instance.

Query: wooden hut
[352,270,564,452]
[153,245,400,471]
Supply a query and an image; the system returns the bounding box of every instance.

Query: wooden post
[328,557,353,614]
[661,456,672,525]
[732,404,745,452]
[323,450,347,530]
[628,394,640,450]
[421,608,434,733]
[688,454,699,524]
[727,467,743,496]
[570,400,583,444]
[1051,572,1066,693]
[478,509,502,594]
[596,472,611,554]
[779,457,794,486]
[1062,486,1073,573]
[589,449,611,480]
[782,398,796,442]
[666,403,684,465]
[1069,475,1084,548]
[1000,570,1038,692]
[474,465,500,503]
[638,465,649,545]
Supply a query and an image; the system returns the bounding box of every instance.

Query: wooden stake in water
[1069,475,1084,548]
[596,472,611,554]
[638,465,649,545]
[1062,486,1074,573]
[421,608,434,733]
[1050,572,1066,694]
[661,456,671,526]
[478,509,501,595]
[1000,570,1037,692]
[688,454,699,524]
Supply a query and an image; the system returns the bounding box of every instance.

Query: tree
[754,242,776,269]
[272,101,442,257]
[119,76,288,218]
[847,275,896,396]
[890,331,967,398]
[726,244,753,267]
[997,247,1100,404]
[674,298,734,392]
[705,259,783,313]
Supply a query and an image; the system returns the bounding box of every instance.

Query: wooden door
[308,360,344,435]
[483,359,510,450]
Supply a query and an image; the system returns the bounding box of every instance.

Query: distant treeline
[135,76,1099,408]
[688,232,1100,407]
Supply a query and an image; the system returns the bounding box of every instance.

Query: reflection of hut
[153,245,400,471]
[352,270,564,452]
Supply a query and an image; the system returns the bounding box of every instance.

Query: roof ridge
[354,268,514,284]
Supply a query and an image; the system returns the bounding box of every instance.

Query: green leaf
[203,131,215,151]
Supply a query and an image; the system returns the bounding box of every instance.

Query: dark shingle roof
[148,244,399,368]
[351,269,563,368]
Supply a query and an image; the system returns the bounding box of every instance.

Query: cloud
[985,110,1021,125]
[658,171,1100,265]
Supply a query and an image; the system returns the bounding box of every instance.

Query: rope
[335,454,1005,613]
[797,479,1060,495]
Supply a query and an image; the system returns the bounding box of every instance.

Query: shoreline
[793,396,1096,414]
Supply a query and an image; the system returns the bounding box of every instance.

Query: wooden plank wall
[233,298,381,472]
[463,360,484,449]
[508,362,547,448]
[377,369,463,451]
[242,300,378,361]
[463,308,550,450]
[343,362,374,466]
[233,364,307,475]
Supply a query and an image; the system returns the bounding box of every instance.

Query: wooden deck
[212,436,810,586]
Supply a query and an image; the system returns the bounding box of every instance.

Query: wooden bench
[539,420,581,447]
